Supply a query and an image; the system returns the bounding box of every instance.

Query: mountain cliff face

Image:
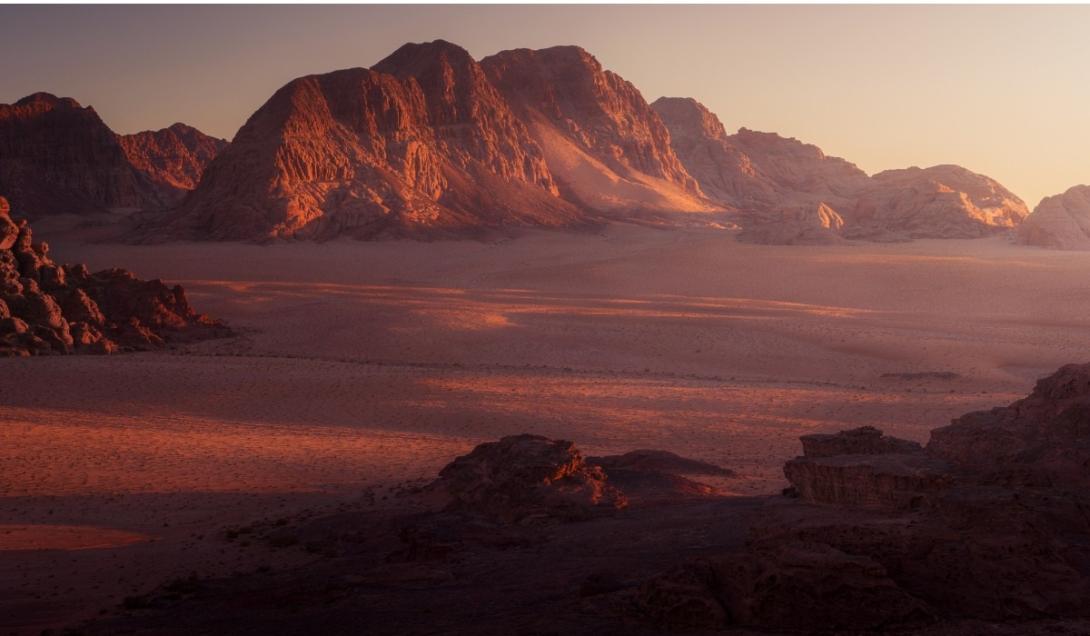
[652,97,868,211]
[481,47,714,214]
[1016,185,1090,250]
[118,123,227,196]
[171,41,585,240]
[0,93,164,217]
[653,96,1028,242]
[0,93,225,218]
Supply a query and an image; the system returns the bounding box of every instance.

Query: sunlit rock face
[737,202,846,245]
[847,165,1029,239]
[0,196,226,356]
[118,123,228,197]
[654,96,1029,242]
[170,40,585,241]
[652,95,869,229]
[1017,185,1090,249]
[481,48,715,215]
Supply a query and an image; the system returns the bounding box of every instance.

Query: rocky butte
[0,93,225,218]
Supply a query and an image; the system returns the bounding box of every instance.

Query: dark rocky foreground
[69,365,1090,635]
[0,196,227,356]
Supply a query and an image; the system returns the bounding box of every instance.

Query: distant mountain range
[2,39,1081,246]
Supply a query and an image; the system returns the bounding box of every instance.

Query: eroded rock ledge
[634,363,1090,632]
[0,195,228,356]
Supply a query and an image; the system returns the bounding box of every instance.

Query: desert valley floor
[3,225,1090,633]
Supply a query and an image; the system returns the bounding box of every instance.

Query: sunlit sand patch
[414,308,512,330]
[0,525,149,551]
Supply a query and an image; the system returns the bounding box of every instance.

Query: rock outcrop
[652,96,1029,242]
[929,361,1090,487]
[736,202,846,245]
[783,426,945,511]
[0,93,222,218]
[0,196,226,356]
[480,48,715,216]
[634,363,1090,632]
[1016,185,1090,249]
[433,434,627,523]
[118,123,227,197]
[798,425,923,457]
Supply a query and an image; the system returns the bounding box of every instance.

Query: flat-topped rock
[800,425,923,458]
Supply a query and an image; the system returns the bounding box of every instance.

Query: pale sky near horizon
[1,5,1087,207]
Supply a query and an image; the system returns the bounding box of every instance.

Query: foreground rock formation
[1017,185,1090,249]
[0,93,224,218]
[66,367,1090,634]
[653,96,1029,242]
[0,196,226,356]
[634,363,1090,632]
[433,434,628,522]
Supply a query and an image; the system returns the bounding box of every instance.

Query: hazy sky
[1,5,1087,207]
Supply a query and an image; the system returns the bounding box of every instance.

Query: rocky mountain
[652,97,869,211]
[481,47,715,215]
[118,123,228,197]
[1016,185,1090,249]
[653,96,1029,242]
[169,41,586,240]
[0,92,224,218]
[847,165,1029,239]
[0,93,165,217]
[0,196,226,356]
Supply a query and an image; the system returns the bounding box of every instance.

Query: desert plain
[2,225,1089,633]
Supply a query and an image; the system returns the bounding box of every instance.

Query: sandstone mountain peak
[1016,184,1090,250]
[0,92,226,217]
[118,123,228,194]
[372,39,476,74]
[651,96,728,143]
[166,56,581,240]
[12,92,82,110]
[481,45,711,215]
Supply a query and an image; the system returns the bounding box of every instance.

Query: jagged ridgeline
[1,40,1035,243]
